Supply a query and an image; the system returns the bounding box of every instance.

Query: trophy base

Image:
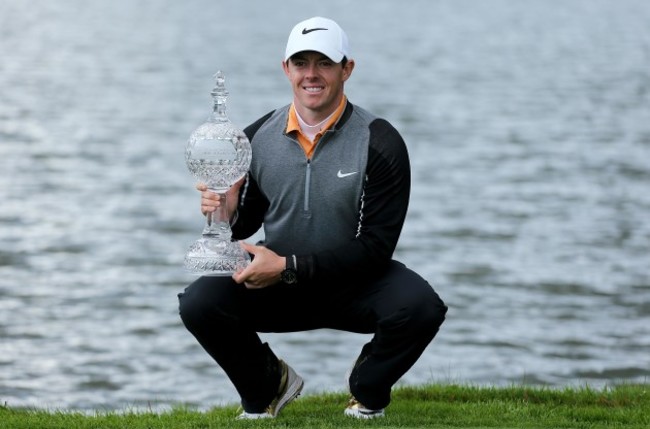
[184,236,251,276]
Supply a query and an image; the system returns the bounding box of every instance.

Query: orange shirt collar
[286,95,347,135]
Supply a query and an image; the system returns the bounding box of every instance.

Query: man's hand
[196,176,246,219]
[232,242,285,289]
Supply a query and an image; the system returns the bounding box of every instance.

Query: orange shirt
[286,95,347,159]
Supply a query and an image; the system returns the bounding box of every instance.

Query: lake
[1,0,649,411]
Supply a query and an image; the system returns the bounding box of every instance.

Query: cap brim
[284,47,344,63]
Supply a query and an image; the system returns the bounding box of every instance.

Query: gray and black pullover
[232,100,411,285]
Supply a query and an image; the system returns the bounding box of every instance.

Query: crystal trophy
[184,71,252,275]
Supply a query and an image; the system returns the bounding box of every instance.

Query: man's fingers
[239,241,257,254]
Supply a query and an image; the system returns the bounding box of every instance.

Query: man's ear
[282,59,290,77]
[342,59,355,82]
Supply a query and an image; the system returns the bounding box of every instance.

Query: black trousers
[178,260,447,412]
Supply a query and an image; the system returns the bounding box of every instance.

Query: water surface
[1,0,649,410]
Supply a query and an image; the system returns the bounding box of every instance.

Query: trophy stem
[203,190,232,241]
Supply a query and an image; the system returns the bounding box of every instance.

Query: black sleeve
[230,172,269,240]
[297,118,411,283]
[230,112,274,240]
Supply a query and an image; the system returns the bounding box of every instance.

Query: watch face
[282,269,297,284]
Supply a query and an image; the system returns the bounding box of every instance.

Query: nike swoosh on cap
[337,170,358,178]
[302,27,328,34]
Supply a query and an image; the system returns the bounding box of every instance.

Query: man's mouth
[303,86,324,93]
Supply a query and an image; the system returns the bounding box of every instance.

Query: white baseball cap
[284,16,350,63]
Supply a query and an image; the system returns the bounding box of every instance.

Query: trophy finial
[210,70,229,122]
[212,70,228,99]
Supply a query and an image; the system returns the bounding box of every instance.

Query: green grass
[1,384,648,428]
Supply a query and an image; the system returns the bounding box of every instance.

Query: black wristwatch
[281,254,298,285]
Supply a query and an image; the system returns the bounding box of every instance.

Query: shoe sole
[344,407,385,419]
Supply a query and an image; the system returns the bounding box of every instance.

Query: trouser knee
[178,276,237,331]
[420,296,448,336]
[386,294,447,340]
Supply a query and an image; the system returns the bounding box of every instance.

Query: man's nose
[305,62,319,77]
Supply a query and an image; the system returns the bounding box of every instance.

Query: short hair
[286,54,349,68]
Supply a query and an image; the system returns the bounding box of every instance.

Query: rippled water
[1,0,649,411]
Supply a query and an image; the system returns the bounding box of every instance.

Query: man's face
[282,51,354,119]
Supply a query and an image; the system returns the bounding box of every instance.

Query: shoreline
[2,383,647,428]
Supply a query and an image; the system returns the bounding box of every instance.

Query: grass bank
[1,384,648,428]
